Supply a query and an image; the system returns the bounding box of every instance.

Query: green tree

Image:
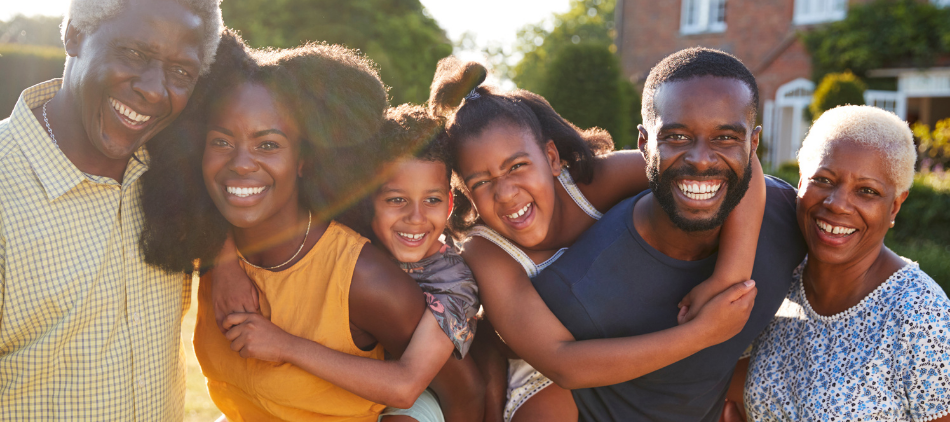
[802,0,950,83]
[544,43,637,148]
[505,0,640,149]
[223,0,452,105]
[506,0,618,93]
[808,71,866,120]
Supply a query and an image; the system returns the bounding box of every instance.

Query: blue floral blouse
[745,258,950,422]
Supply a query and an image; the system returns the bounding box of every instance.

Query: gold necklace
[240,210,312,270]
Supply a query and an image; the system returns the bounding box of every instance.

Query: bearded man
[531,47,807,421]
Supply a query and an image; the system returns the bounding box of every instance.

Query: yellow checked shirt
[0,80,191,420]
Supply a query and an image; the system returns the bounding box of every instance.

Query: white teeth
[506,203,532,219]
[397,232,425,241]
[110,98,151,124]
[226,186,266,197]
[817,220,856,235]
[677,181,722,200]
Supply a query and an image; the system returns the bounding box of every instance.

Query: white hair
[62,0,223,75]
[798,105,917,192]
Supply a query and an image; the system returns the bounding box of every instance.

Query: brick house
[615,0,950,167]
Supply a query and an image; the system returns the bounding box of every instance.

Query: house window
[681,0,727,35]
[794,0,847,25]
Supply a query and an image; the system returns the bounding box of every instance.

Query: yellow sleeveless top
[194,221,386,421]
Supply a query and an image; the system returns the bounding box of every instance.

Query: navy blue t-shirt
[532,176,806,422]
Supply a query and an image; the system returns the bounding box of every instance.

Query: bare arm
[225,309,453,409]
[225,245,455,410]
[466,238,758,389]
[679,156,765,323]
[578,150,650,212]
[211,232,260,333]
[428,350,485,422]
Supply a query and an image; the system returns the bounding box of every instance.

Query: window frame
[793,0,847,25]
[680,0,727,35]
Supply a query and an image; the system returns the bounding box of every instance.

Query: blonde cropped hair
[62,0,223,75]
[798,105,917,192]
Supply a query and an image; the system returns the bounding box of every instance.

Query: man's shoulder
[541,196,638,283]
[0,117,19,164]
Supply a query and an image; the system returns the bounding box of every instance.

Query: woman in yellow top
[141,31,481,421]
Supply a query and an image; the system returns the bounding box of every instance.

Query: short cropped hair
[798,105,917,192]
[63,0,223,74]
[641,47,759,127]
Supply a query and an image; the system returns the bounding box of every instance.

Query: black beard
[646,153,753,233]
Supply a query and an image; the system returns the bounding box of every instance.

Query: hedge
[0,44,65,116]
[808,71,866,121]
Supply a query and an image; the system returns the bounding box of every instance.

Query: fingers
[677,306,689,325]
[721,399,746,422]
[223,312,252,331]
[723,280,756,302]
[249,288,261,313]
[214,305,228,334]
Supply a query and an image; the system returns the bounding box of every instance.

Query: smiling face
[797,140,907,265]
[370,158,451,263]
[456,121,561,248]
[639,76,759,232]
[202,82,305,231]
[66,0,204,160]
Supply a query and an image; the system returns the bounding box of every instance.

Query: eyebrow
[463,151,531,185]
[251,129,288,139]
[208,126,232,136]
[657,123,688,132]
[715,123,747,136]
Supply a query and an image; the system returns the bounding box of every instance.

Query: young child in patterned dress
[338,103,484,422]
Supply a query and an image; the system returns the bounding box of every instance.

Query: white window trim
[793,0,847,25]
[680,0,727,35]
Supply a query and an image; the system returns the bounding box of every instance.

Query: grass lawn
[182,277,221,422]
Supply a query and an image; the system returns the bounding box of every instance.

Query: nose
[493,178,519,207]
[405,201,427,225]
[228,146,259,176]
[822,186,852,214]
[682,139,718,171]
[132,63,168,105]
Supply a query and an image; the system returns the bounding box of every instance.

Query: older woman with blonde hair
[723,105,950,421]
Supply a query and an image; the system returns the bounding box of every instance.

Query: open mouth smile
[506,203,532,220]
[397,232,426,241]
[676,180,723,201]
[226,186,267,198]
[110,97,153,128]
[816,219,857,236]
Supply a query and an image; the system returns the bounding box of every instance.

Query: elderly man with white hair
[0,0,222,419]
[722,105,950,421]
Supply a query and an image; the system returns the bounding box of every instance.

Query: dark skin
[202,83,478,416]
[721,141,949,422]
[456,115,761,410]
[634,76,761,263]
[33,0,203,182]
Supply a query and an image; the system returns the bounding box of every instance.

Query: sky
[1,0,572,50]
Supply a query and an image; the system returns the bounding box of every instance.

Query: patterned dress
[400,243,479,358]
[745,258,950,422]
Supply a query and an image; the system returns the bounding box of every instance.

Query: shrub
[541,42,638,149]
[802,0,950,84]
[913,118,950,171]
[808,71,866,121]
[0,44,64,115]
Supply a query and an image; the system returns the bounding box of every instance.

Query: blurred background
[1,1,948,419]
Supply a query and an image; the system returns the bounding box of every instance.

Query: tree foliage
[802,0,950,83]
[808,71,866,121]
[914,118,950,171]
[507,0,618,93]
[222,0,452,105]
[501,0,639,149]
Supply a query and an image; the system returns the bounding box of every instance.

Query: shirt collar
[11,79,152,201]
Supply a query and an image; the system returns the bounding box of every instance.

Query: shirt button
[138,379,146,389]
